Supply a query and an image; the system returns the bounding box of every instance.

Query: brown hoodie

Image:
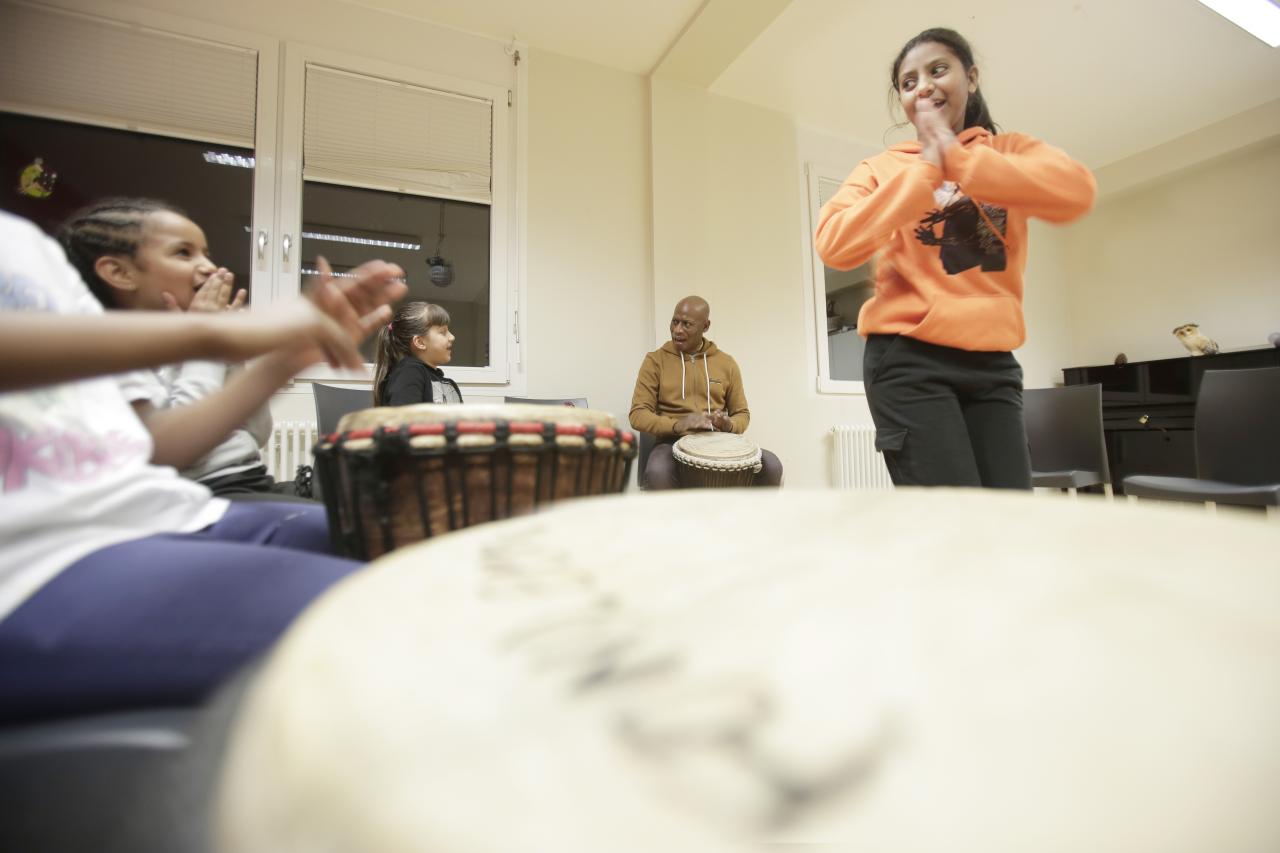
[629,340,750,439]
[814,127,1095,352]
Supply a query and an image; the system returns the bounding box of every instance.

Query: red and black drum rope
[313,420,637,558]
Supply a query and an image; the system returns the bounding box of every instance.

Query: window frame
[804,161,868,396]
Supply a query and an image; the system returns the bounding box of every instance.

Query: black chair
[1024,384,1112,498]
[503,395,588,408]
[637,431,656,490]
[0,661,258,853]
[313,382,375,435]
[309,383,373,502]
[1124,367,1280,517]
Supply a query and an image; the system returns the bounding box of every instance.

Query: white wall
[651,79,875,487]
[1017,222,1074,388]
[1064,139,1280,368]
[523,49,652,426]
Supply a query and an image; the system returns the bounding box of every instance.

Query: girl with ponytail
[372,301,462,406]
[815,28,1096,489]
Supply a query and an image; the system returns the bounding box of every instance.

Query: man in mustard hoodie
[629,296,783,489]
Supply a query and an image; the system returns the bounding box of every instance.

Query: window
[0,112,257,302]
[298,185,491,365]
[805,163,873,393]
[279,50,514,385]
[0,0,523,388]
[0,0,279,305]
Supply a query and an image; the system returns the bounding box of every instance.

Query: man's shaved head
[669,295,711,354]
[675,295,709,321]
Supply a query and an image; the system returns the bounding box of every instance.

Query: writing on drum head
[478,527,896,832]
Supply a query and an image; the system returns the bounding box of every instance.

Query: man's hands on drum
[675,412,711,434]
[676,410,733,434]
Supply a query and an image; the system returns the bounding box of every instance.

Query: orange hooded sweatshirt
[814,127,1095,352]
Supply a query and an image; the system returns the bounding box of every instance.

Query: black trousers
[864,334,1031,489]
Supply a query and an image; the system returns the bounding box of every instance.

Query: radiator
[262,420,318,481]
[831,425,894,490]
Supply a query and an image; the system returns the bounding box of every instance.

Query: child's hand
[913,99,956,169]
[273,256,407,372]
[209,257,405,372]
[310,257,406,339]
[183,269,246,314]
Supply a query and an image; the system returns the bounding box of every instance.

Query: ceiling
[711,0,1280,169]
[339,0,1280,169]
[334,0,707,74]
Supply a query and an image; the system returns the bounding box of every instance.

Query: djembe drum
[217,489,1280,852]
[672,432,762,487]
[313,403,634,559]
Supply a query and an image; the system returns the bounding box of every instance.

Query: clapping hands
[275,255,407,372]
[913,99,957,169]
[174,268,247,314]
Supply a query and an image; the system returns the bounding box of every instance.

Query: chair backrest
[503,396,589,408]
[637,431,656,489]
[313,383,375,435]
[1195,366,1280,484]
[1023,384,1111,483]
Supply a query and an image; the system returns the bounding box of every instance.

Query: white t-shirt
[118,362,272,483]
[0,212,228,620]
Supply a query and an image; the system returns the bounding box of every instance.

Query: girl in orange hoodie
[815,28,1095,489]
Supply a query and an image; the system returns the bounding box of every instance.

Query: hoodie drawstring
[702,354,711,417]
[677,351,715,427]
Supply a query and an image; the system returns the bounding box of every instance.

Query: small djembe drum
[313,403,635,559]
[672,431,762,488]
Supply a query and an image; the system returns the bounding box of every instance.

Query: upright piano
[1062,347,1280,494]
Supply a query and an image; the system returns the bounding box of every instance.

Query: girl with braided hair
[0,209,405,722]
[58,198,298,499]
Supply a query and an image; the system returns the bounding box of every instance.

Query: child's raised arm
[0,258,405,392]
[123,257,406,469]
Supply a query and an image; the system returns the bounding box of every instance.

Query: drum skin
[672,432,762,488]
[314,403,635,558]
[218,489,1280,853]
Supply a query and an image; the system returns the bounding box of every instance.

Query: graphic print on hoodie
[915,181,1008,275]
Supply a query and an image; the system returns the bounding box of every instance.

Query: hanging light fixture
[426,199,454,287]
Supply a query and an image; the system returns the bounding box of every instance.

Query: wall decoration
[17,157,57,199]
[1172,323,1220,356]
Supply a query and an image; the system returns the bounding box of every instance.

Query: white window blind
[303,65,492,204]
[0,1,257,147]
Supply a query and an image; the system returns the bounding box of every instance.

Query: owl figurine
[1172,323,1219,356]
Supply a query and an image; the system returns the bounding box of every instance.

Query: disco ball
[426,255,454,287]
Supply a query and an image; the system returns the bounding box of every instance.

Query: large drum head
[218,490,1280,852]
[671,432,761,470]
[672,432,761,488]
[336,402,617,434]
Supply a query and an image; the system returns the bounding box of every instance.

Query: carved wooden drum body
[219,490,1280,852]
[314,403,635,559]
